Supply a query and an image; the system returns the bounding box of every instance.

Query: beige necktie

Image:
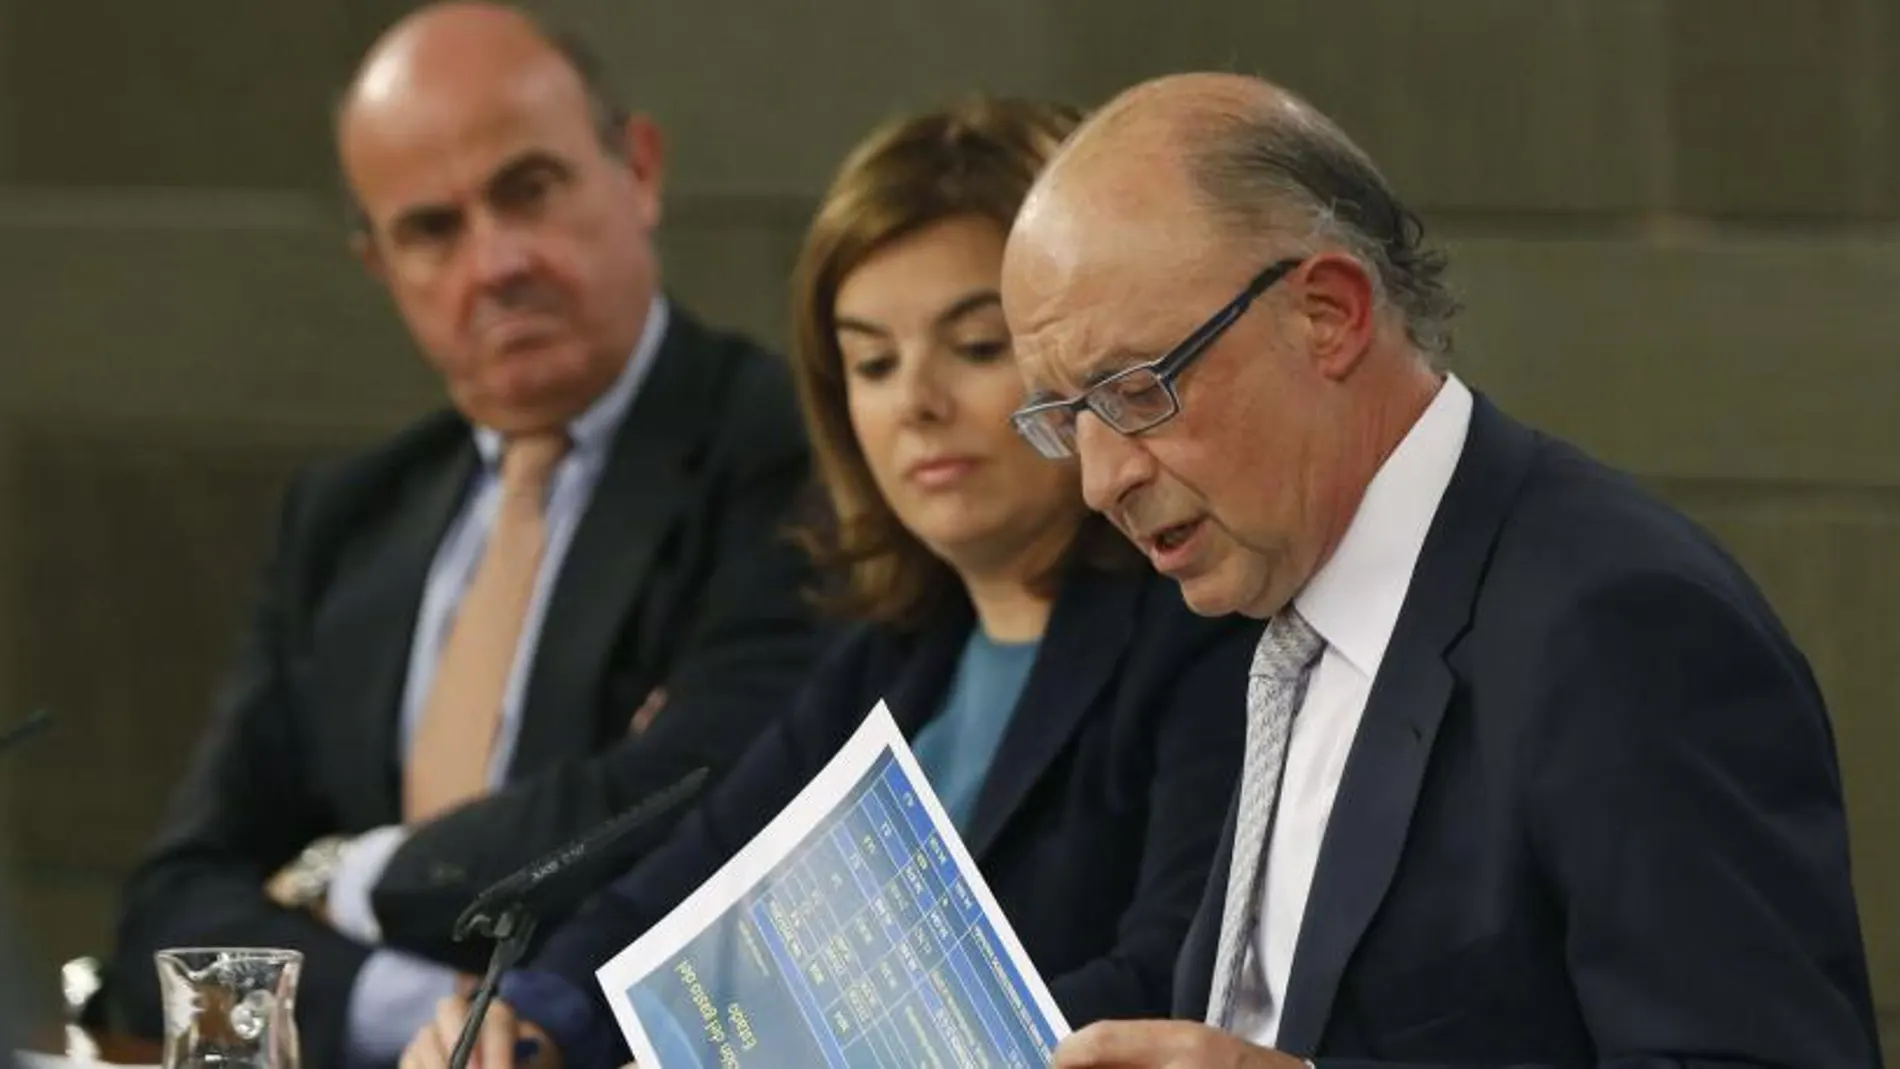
[404,432,567,823]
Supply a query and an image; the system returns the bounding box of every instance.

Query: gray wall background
[0,0,1895,1055]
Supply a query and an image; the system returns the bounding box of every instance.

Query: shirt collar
[471,295,671,467]
[1293,372,1473,677]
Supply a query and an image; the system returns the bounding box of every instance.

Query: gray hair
[1184,100,1459,358]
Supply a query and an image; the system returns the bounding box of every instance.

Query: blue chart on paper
[625,748,1058,1068]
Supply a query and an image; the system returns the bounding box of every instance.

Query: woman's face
[836,214,1085,580]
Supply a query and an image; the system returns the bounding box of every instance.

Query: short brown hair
[788,96,1134,629]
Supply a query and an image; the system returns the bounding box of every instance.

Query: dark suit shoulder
[277,408,469,537]
[662,306,803,454]
[1460,423,1822,751]
[1485,429,1776,623]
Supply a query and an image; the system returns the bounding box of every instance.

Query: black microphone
[453,765,709,941]
[448,766,710,1069]
[0,710,51,755]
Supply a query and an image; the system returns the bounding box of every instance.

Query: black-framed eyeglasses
[1010,257,1304,460]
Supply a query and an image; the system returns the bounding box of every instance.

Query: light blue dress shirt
[329,298,669,1066]
[910,628,1040,834]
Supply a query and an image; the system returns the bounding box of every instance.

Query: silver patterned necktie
[1206,608,1326,1029]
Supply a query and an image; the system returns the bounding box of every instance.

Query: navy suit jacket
[508,563,1261,1065]
[1174,395,1880,1067]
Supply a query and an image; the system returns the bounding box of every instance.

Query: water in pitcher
[156,948,302,1069]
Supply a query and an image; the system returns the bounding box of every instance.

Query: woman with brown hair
[403,97,1258,1069]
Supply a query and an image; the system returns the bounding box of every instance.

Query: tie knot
[498,432,568,502]
[1250,607,1324,681]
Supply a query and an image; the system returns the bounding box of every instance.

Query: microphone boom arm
[453,766,708,941]
[445,766,710,1069]
[449,907,536,1069]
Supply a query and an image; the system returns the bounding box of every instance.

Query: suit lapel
[317,436,476,825]
[509,315,710,776]
[1175,782,1242,1019]
[962,569,1140,859]
[1272,621,1453,1052]
[1274,395,1537,1053]
[882,602,976,736]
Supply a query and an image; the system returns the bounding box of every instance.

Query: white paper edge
[595,699,1070,1067]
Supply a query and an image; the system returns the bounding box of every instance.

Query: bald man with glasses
[1005,73,1878,1069]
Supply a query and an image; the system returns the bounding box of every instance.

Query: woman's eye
[850,354,897,380]
[957,339,1011,362]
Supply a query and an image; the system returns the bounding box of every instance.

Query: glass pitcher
[156,948,302,1069]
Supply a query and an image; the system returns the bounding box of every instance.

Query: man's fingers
[402,995,546,1069]
[263,868,296,908]
[1052,1020,1261,1068]
[517,1021,561,1069]
[399,998,460,1069]
[1052,1020,1173,1067]
[431,996,473,1068]
[480,999,520,1069]
[630,688,667,735]
[1054,1022,1306,1069]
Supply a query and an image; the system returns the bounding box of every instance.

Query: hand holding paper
[1051,1021,1309,1069]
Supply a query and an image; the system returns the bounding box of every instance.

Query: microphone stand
[448,905,537,1069]
[442,768,709,1069]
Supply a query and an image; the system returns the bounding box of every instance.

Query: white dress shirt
[1231,373,1473,1047]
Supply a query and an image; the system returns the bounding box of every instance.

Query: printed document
[595,701,1068,1067]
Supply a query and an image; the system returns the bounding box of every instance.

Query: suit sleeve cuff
[345,949,460,1065]
[501,969,625,1069]
[328,825,410,944]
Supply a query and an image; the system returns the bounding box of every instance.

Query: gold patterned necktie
[403,432,568,823]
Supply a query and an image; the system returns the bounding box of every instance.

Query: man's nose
[468,215,535,287]
[1075,414,1151,514]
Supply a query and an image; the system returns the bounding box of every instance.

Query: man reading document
[1000,73,1881,1068]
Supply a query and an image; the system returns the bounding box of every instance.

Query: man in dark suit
[1003,73,1880,1067]
[106,5,822,1068]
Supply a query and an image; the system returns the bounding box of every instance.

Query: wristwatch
[276,835,350,910]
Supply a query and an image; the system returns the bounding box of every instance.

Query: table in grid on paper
[627,749,1056,1068]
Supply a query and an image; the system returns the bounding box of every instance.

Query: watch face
[288,841,343,906]
[302,863,333,901]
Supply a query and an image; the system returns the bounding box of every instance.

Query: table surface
[25,1025,161,1065]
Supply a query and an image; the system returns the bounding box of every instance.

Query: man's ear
[1296,252,1377,381]
[351,229,384,281]
[619,113,666,229]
